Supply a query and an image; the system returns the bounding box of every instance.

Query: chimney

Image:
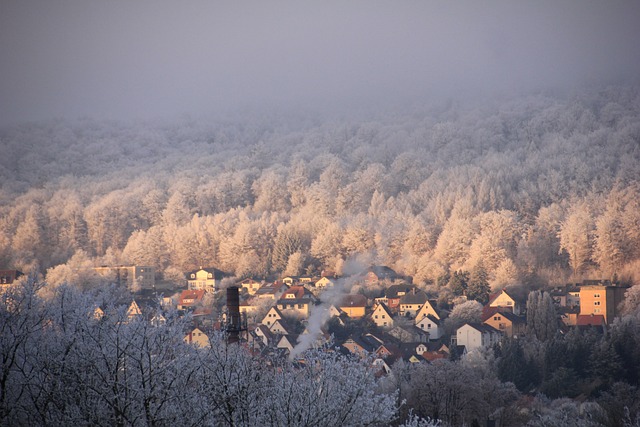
[226,286,242,344]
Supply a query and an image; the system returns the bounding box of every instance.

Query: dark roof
[481,305,513,322]
[486,310,525,324]
[386,284,417,299]
[463,323,501,334]
[339,294,368,308]
[364,266,399,280]
[399,290,428,305]
[185,267,227,280]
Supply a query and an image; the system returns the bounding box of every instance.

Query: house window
[594,301,600,306]
[374,315,378,319]
[499,323,506,329]
[594,294,600,298]
[494,316,499,321]
[427,324,431,329]
[595,308,601,313]
[190,274,195,279]
[382,315,386,319]
[298,304,303,309]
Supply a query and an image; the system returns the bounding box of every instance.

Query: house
[239,278,262,295]
[361,265,399,285]
[253,324,275,347]
[338,294,368,318]
[399,289,428,318]
[378,283,418,312]
[178,289,206,311]
[239,298,259,316]
[94,265,155,291]
[184,327,210,348]
[276,334,299,354]
[282,276,313,286]
[314,276,336,292]
[559,306,580,327]
[488,289,523,315]
[399,343,432,362]
[0,270,23,289]
[127,300,142,320]
[483,310,526,338]
[186,267,227,293]
[456,323,502,352]
[342,335,380,357]
[255,281,288,300]
[579,285,628,324]
[262,306,284,327]
[416,315,444,340]
[150,313,166,326]
[371,303,394,328]
[388,324,429,343]
[270,318,294,336]
[93,306,105,320]
[422,342,450,362]
[276,285,317,318]
[551,285,581,308]
[415,299,444,322]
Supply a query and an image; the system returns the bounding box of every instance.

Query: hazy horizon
[2,0,640,126]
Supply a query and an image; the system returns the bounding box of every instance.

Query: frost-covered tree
[526,290,557,341]
[559,203,594,279]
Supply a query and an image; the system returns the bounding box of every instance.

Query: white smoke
[289,258,366,358]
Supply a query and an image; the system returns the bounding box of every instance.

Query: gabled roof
[488,289,520,306]
[460,322,501,334]
[255,281,287,296]
[385,284,417,299]
[489,310,526,324]
[417,314,441,326]
[185,267,227,280]
[179,289,206,304]
[399,289,428,305]
[279,285,315,301]
[338,294,368,308]
[364,265,399,280]
[372,302,394,317]
[481,305,513,322]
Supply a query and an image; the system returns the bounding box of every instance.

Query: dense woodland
[2,85,640,426]
[2,85,639,291]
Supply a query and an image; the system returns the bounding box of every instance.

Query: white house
[456,323,502,352]
[416,314,443,340]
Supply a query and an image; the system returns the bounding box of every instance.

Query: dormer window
[208,273,213,278]
[190,274,195,279]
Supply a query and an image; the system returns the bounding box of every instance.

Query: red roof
[576,314,605,326]
[279,285,311,300]
[179,289,206,306]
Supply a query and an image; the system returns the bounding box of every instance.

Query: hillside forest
[1,85,639,291]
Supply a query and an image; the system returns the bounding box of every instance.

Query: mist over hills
[1,85,639,288]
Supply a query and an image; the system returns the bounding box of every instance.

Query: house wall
[484,315,513,337]
[579,286,627,324]
[490,292,518,314]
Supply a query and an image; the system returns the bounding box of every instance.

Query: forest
[2,85,640,426]
[1,85,639,291]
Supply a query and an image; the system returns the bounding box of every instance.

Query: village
[3,264,624,372]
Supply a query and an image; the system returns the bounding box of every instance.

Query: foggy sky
[1,0,640,126]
